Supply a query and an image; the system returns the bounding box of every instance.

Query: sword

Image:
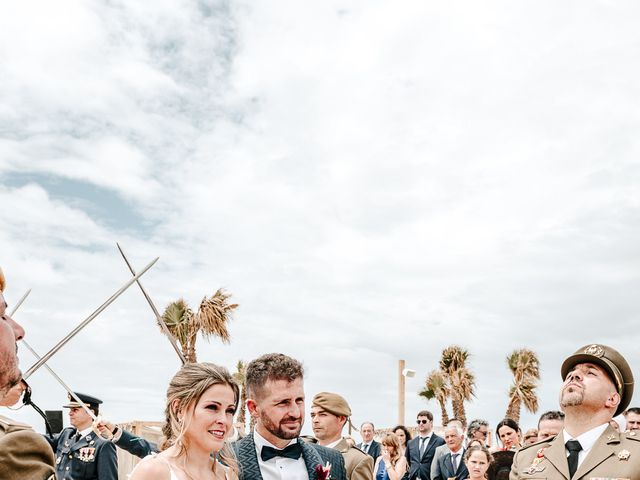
[22,257,159,379]
[9,288,32,317]
[116,243,186,364]
[22,340,112,438]
[10,291,111,438]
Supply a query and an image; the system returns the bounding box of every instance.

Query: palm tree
[232,360,248,435]
[505,349,540,423]
[439,345,476,426]
[418,370,451,425]
[160,289,238,363]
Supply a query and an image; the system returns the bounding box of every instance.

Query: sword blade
[116,243,186,364]
[22,339,97,421]
[9,289,32,317]
[22,257,159,379]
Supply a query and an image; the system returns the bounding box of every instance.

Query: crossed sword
[14,247,186,437]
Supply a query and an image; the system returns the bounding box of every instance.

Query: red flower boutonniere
[315,461,332,480]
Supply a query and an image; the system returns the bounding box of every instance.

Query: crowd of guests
[3,264,640,480]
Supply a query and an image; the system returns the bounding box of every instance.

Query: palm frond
[196,289,238,343]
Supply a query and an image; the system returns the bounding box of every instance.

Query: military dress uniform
[47,426,118,480]
[510,425,640,480]
[310,392,374,480]
[334,438,373,480]
[46,392,118,480]
[511,343,638,480]
[0,414,56,480]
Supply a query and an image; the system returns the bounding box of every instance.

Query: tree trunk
[505,395,521,423]
[438,398,450,425]
[185,329,198,363]
[451,395,466,426]
[236,386,247,434]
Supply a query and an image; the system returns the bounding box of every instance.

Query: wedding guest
[392,425,411,455]
[494,418,521,451]
[373,433,408,480]
[522,428,538,446]
[463,445,492,480]
[358,422,381,459]
[536,410,564,441]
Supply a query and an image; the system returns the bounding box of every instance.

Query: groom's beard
[260,411,303,440]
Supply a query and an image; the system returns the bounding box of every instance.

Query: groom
[234,353,346,480]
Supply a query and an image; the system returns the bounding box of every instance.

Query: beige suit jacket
[0,414,56,480]
[334,438,374,480]
[510,424,640,480]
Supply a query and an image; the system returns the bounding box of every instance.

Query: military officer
[0,266,56,480]
[310,391,374,480]
[510,343,640,479]
[47,392,118,480]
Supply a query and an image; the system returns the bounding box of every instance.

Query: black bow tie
[261,442,303,462]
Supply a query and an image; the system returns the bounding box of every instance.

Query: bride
[130,362,240,480]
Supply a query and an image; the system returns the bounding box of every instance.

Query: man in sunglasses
[466,419,490,446]
[405,410,445,480]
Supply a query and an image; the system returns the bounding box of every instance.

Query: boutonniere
[315,461,332,480]
[525,447,546,474]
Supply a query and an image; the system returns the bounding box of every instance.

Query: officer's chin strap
[21,379,54,438]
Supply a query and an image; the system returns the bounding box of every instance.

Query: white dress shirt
[562,423,609,468]
[254,429,309,480]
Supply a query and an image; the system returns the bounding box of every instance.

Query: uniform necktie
[451,453,459,471]
[75,432,82,442]
[261,442,303,462]
[566,440,582,478]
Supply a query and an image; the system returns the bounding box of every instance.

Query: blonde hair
[0,267,5,292]
[381,433,402,465]
[160,362,240,476]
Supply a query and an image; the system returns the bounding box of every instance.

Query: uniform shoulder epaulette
[514,436,555,452]
[351,444,368,455]
[625,430,640,441]
[0,414,33,431]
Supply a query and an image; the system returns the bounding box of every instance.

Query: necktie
[75,432,82,442]
[420,437,428,455]
[566,440,582,478]
[363,443,370,454]
[451,453,459,471]
[261,442,303,462]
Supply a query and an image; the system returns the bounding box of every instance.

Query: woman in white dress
[130,362,240,480]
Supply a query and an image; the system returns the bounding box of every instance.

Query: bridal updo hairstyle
[160,362,240,472]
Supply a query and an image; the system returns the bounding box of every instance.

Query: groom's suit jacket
[234,432,347,480]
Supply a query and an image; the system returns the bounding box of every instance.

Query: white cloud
[2,0,640,442]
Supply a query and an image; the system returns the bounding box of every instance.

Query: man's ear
[605,391,621,410]
[247,398,258,417]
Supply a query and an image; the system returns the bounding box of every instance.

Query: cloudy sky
[2,0,640,440]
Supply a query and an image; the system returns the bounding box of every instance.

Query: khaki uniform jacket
[0,414,56,480]
[510,424,640,480]
[334,438,373,480]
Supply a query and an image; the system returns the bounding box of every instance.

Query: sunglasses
[417,419,431,424]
